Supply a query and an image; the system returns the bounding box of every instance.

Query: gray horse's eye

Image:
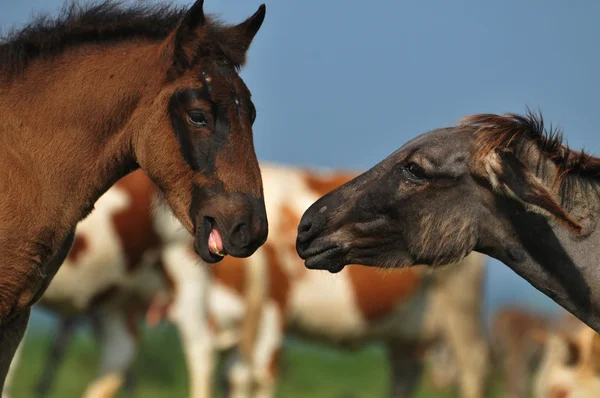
[405,162,427,179]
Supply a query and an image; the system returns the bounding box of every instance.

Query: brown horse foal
[0,0,267,389]
[297,110,600,333]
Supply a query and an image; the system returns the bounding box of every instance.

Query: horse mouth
[302,244,346,273]
[208,227,225,257]
[195,217,228,263]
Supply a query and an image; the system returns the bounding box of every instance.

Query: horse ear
[225,4,266,55]
[172,0,206,70]
[487,149,583,234]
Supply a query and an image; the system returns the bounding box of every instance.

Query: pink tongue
[208,228,224,254]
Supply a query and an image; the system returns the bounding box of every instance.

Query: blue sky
[4,0,600,321]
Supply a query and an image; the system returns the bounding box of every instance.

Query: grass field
[10,325,506,398]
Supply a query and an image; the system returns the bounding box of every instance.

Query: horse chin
[302,244,347,273]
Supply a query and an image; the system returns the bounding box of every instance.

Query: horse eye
[405,162,427,179]
[188,110,208,127]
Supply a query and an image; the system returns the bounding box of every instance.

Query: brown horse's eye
[405,162,427,179]
[188,110,208,127]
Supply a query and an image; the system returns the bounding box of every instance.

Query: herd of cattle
[4,164,599,398]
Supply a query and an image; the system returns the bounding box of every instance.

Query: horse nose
[230,221,251,249]
[228,208,268,256]
[297,216,318,245]
[296,206,328,255]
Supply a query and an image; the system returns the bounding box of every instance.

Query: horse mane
[461,109,600,208]
[0,1,245,80]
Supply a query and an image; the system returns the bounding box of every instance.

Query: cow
[7,164,490,398]
[490,307,552,398]
[533,313,600,398]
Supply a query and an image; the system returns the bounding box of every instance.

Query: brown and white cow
[490,307,552,398]
[160,163,491,398]
[7,164,490,398]
[533,313,600,398]
[6,171,173,398]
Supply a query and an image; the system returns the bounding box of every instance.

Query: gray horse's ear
[488,149,582,234]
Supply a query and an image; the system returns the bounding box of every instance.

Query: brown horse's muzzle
[192,191,268,263]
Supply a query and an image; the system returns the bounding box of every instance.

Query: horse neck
[0,40,165,227]
[488,184,600,332]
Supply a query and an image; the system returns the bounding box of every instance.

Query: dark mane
[462,109,600,207]
[0,1,245,80]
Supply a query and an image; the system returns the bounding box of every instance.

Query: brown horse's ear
[224,4,266,55]
[170,2,265,75]
[487,149,583,234]
[172,0,206,70]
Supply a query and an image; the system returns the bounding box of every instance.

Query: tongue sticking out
[208,227,224,257]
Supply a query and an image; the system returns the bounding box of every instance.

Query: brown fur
[211,253,247,296]
[263,244,291,311]
[0,1,267,391]
[211,242,292,312]
[346,266,423,322]
[66,236,88,264]
[112,172,161,271]
[281,205,302,238]
[303,172,357,196]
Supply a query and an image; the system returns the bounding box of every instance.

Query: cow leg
[84,313,137,398]
[425,340,459,392]
[500,342,530,398]
[163,244,214,398]
[224,350,252,398]
[250,303,283,398]
[0,308,30,395]
[32,316,78,398]
[82,310,137,398]
[225,302,282,398]
[386,343,423,398]
[171,290,215,398]
[443,311,490,398]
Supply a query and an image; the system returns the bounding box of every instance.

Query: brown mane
[0,0,249,81]
[462,109,600,207]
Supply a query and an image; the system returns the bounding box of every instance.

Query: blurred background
[2,0,600,397]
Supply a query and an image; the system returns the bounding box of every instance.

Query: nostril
[297,217,317,244]
[298,218,312,234]
[231,222,250,248]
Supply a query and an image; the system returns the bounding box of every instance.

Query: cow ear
[486,149,583,234]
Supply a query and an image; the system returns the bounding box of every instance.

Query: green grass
[10,325,502,397]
